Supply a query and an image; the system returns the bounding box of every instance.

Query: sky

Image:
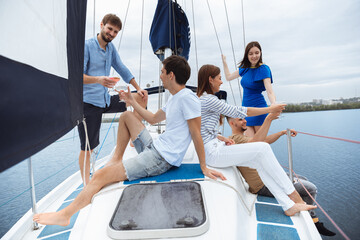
[85,0,360,104]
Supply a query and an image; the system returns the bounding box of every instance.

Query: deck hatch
[107,181,209,239]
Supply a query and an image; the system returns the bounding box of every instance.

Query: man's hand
[281,129,297,137]
[118,86,134,105]
[288,129,297,137]
[97,76,117,88]
[137,88,148,102]
[267,112,281,121]
[202,167,227,180]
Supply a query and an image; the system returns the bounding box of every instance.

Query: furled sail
[0,0,87,172]
[149,0,191,60]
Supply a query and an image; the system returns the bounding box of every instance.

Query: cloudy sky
[85,0,360,104]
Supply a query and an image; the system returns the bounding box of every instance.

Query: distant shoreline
[283,102,360,113]
[100,104,360,122]
[102,118,120,123]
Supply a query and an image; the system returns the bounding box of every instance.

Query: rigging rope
[92,0,96,37]
[240,0,246,49]
[191,0,199,73]
[171,1,178,56]
[223,0,243,103]
[298,131,360,144]
[205,0,237,105]
[117,0,130,52]
[138,0,145,87]
[111,0,131,78]
[83,119,91,186]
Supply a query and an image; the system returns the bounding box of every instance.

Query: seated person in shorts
[33,55,225,227]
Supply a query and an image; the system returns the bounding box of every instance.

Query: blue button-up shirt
[83,36,134,108]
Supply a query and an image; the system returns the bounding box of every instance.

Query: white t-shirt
[153,88,201,166]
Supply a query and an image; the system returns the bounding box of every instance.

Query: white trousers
[205,138,295,211]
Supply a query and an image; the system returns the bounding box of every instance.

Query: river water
[0,109,359,239]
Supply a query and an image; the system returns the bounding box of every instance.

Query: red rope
[283,165,351,240]
[298,131,360,144]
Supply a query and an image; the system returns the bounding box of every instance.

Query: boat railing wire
[0,90,163,210]
[282,131,358,240]
[0,118,118,210]
[218,100,355,240]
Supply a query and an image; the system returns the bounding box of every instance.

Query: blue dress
[239,64,273,126]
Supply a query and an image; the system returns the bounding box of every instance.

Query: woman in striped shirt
[197,64,316,216]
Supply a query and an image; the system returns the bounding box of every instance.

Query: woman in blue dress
[222,41,276,137]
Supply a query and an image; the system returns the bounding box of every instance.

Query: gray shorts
[122,128,173,181]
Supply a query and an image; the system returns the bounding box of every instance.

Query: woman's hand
[217,135,235,145]
[269,103,286,113]
[202,167,227,180]
[221,54,227,63]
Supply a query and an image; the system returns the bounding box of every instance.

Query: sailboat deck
[7,131,320,240]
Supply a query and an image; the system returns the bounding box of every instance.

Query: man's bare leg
[106,111,145,167]
[125,92,147,147]
[33,161,128,226]
[285,203,317,216]
[78,150,92,185]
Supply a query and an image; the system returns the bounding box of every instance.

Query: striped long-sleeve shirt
[200,93,247,144]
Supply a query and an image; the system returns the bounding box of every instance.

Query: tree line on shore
[283,102,360,112]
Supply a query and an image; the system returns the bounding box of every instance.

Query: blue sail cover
[149,0,191,60]
[0,0,87,172]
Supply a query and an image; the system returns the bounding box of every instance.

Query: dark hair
[225,115,233,123]
[196,64,221,97]
[162,55,191,85]
[102,14,122,30]
[239,41,262,68]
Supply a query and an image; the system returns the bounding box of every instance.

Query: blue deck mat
[37,201,79,238]
[257,223,300,240]
[255,203,293,225]
[257,195,279,204]
[124,164,204,185]
[40,231,71,240]
[64,189,82,201]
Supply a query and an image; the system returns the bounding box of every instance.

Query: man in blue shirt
[78,14,148,184]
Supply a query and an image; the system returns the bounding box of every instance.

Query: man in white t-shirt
[33,55,225,227]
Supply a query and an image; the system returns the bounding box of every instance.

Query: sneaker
[315,222,336,236]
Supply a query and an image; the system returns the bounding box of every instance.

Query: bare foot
[285,203,317,216]
[288,190,305,204]
[33,212,70,226]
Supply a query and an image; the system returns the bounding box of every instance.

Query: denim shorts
[122,128,173,181]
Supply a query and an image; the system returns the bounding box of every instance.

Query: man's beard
[101,32,112,43]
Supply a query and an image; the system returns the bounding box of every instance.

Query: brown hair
[162,55,191,85]
[102,14,122,30]
[239,41,263,68]
[196,64,220,97]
